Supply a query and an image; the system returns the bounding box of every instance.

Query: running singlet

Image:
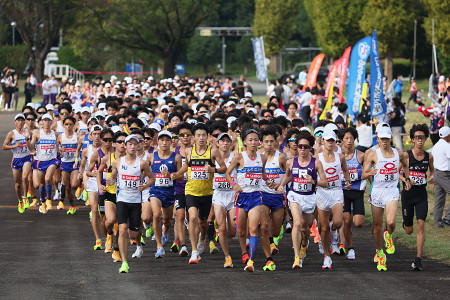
[11,129,30,158]
[85,145,97,173]
[60,132,77,163]
[78,121,88,135]
[213,153,235,191]
[261,151,285,194]
[139,152,150,196]
[97,149,109,189]
[152,151,177,188]
[372,148,399,189]
[290,156,317,195]
[82,133,93,150]
[407,150,428,189]
[105,153,117,194]
[174,146,188,194]
[117,156,142,203]
[185,145,214,196]
[341,150,366,191]
[318,152,342,190]
[56,121,65,135]
[36,130,57,161]
[235,152,263,193]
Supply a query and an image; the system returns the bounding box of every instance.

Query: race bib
[191,166,209,180]
[155,173,173,187]
[409,170,426,186]
[325,167,340,188]
[215,175,233,190]
[245,173,261,186]
[182,158,188,180]
[379,164,397,182]
[122,174,139,188]
[348,168,359,181]
[293,177,312,192]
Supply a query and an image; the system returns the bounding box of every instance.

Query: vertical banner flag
[347,37,371,115]
[303,53,325,91]
[338,46,351,103]
[369,30,386,117]
[360,83,368,112]
[252,37,268,82]
[320,59,341,120]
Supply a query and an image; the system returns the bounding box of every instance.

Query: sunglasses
[315,132,323,137]
[298,144,310,150]
[172,136,179,140]
[264,114,272,118]
[414,135,426,140]
[26,118,36,121]
[179,133,192,138]
[143,136,151,140]
[115,140,125,144]
[169,105,174,108]
[60,112,69,116]
[212,133,220,138]
[37,111,46,114]
[246,105,253,108]
[336,140,342,143]
[108,123,117,127]
[102,138,113,142]
[129,127,141,130]
[288,138,298,142]
[234,129,241,133]
[198,111,208,114]
[96,116,105,120]
[132,106,138,109]
[64,122,74,126]
[119,121,127,125]
[161,109,168,113]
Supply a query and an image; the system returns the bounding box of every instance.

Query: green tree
[253,0,300,73]
[186,36,222,73]
[360,0,414,83]
[305,0,365,57]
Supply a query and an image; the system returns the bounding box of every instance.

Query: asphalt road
[0,111,449,299]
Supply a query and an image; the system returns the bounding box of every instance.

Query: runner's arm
[2,131,16,150]
[315,159,329,188]
[428,154,435,184]
[171,149,189,180]
[362,151,377,180]
[276,158,292,192]
[340,153,351,190]
[86,151,99,177]
[210,148,226,174]
[106,160,118,186]
[399,151,411,190]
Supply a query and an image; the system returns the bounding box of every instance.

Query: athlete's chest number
[293,178,312,192]
[125,180,138,188]
[192,171,209,180]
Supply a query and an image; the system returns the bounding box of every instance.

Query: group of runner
[2,75,437,273]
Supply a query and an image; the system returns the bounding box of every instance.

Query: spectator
[298,67,307,86]
[50,75,58,104]
[42,76,51,105]
[407,78,418,110]
[355,116,372,152]
[388,97,405,151]
[299,87,312,125]
[1,67,12,110]
[334,103,348,125]
[24,76,33,105]
[30,73,37,97]
[393,75,403,101]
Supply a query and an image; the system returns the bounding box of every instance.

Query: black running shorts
[116,202,141,231]
[401,188,428,227]
[343,190,365,215]
[175,194,186,210]
[186,195,213,220]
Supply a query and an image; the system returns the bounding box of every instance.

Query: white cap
[166,90,173,95]
[239,98,246,104]
[187,119,198,125]
[148,76,154,81]
[158,130,172,139]
[314,126,324,135]
[377,126,392,139]
[236,104,244,110]
[95,110,106,118]
[195,87,201,91]
[45,104,54,111]
[324,123,339,132]
[439,126,450,138]
[41,114,53,121]
[125,134,139,144]
[161,105,170,112]
[111,126,122,133]
[439,75,445,82]
[105,83,111,88]
[81,107,91,114]
[227,116,237,128]
[138,112,149,122]
[14,113,25,121]
[225,101,236,107]
[90,124,102,133]
[98,103,106,110]
[375,122,390,133]
[149,123,162,132]
[247,108,257,115]
[75,82,81,87]
[245,92,253,98]
[207,87,215,93]
[178,92,186,98]
[88,117,99,124]
[199,92,206,100]
[274,109,287,117]
[322,129,337,141]
[26,103,36,109]
[299,127,312,133]
[217,132,232,142]
[213,93,221,99]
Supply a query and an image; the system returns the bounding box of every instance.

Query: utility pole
[413,20,416,78]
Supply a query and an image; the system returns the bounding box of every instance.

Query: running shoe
[318,238,324,254]
[155,246,165,259]
[273,236,280,246]
[384,231,395,254]
[246,238,249,249]
[132,246,143,258]
[27,191,31,198]
[377,253,387,271]
[105,234,113,253]
[30,197,39,207]
[179,245,189,257]
[151,234,156,241]
[162,232,170,246]
[189,250,199,264]
[85,199,90,206]
[292,257,301,269]
[197,240,206,255]
[373,251,387,263]
[339,244,346,256]
[66,206,76,215]
[39,202,47,214]
[242,253,249,264]
[82,190,88,202]
[412,257,422,271]
[112,250,121,262]
[57,201,64,210]
[209,241,219,254]
[322,256,332,269]
[278,224,285,240]
[215,232,219,243]
[270,243,279,255]
[347,249,356,260]
[119,262,129,273]
[130,239,137,245]
[140,236,146,246]
[113,222,118,236]
[330,243,340,255]
[171,241,180,253]
[18,201,25,214]
[23,198,30,209]
[263,260,276,271]
[75,186,82,198]
[244,259,254,272]
[184,218,189,229]
[299,242,308,259]
[330,226,339,245]
[313,231,320,244]
[53,190,60,201]
[224,256,233,268]
[89,211,92,220]
[310,222,317,237]
[285,222,292,233]
[145,226,154,238]
[94,239,103,251]
[46,199,53,210]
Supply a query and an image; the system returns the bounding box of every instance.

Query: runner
[225,125,267,272]
[277,130,328,268]
[339,127,366,259]
[401,124,434,271]
[172,123,226,264]
[212,132,236,268]
[106,134,154,273]
[149,130,182,258]
[2,114,32,213]
[315,128,351,269]
[28,114,59,214]
[363,126,411,271]
[24,112,39,207]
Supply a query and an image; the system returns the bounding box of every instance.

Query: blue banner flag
[370,30,386,117]
[347,37,371,115]
[252,37,268,82]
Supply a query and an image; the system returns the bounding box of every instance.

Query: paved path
[0,112,449,299]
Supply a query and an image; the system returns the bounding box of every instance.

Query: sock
[207,222,215,241]
[349,247,354,250]
[386,232,392,239]
[114,247,119,251]
[39,186,45,203]
[378,249,384,257]
[137,245,142,250]
[269,237,274,244]
[45,184,52,200]
[60,185,66,202]
[249,235,259,260]
[108,232,113,236]
[266,256,273,262]
[181,244,186,248]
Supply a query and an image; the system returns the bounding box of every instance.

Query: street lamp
[11,21,16,46]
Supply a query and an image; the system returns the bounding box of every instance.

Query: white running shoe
[322,256,332,269]
[179,245,189,257]
[189,250,200,264]
[347,249,356,260]
[132,246,143,258]
[162,232,169,246]
[154,246,165,259]
[318,237,324,254]
[197,240,206,255]
[330,243,340,255]
[330,222,339,244]
[53,190,60,201]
